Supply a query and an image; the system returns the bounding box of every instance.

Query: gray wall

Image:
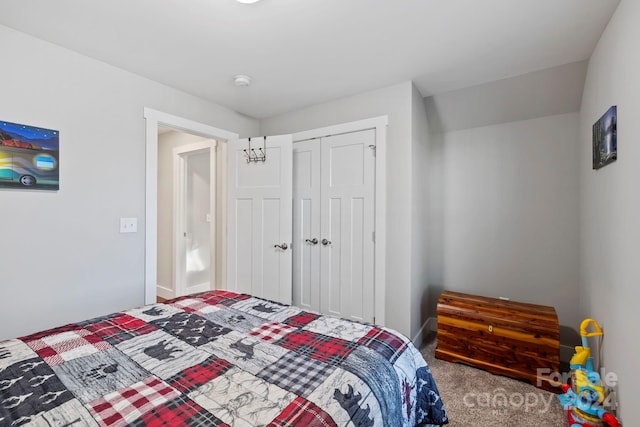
[428,113,581,332]
[261,82,416,338]
[410,84,432,342]
[424,64,586,357]
[579,0,640,422]
[0,25,258,340]
[425,61,588,133]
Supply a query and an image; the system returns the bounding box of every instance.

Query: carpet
[421,334,568,426]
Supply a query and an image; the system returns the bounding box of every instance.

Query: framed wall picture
[592,106,617,170]
[0,120,59,190]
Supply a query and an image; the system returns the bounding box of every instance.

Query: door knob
[321,238,331,246]
[274,243,288,250]
[305,238,318,245]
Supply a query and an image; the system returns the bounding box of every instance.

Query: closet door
[292,140,321,312]
[320,129,375,322]
[227,135,293,305]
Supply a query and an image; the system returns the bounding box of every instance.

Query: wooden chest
[435,291,560,392]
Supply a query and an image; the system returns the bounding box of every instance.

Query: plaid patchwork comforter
[0,290,448,426]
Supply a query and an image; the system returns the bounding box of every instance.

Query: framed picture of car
[592,106,617,170]
[0,120,59,190]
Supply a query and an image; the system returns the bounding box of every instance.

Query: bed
[0,290,448,426]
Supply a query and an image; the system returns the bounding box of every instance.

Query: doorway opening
[157,131,217,300]
[144,108,239,305]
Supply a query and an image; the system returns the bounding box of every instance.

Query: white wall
[579,0,640,422]
[157,131,213,298]
[0,25,258,340]
[261,82,415,338]
[428,113,581,330]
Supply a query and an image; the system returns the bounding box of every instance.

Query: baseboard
[157,282,212,300]
[186,282,211,294]
[156,285,174,300]
[412,317,438,348]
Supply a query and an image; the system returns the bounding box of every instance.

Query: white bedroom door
[227,135,293,305]
[293,129,376,322]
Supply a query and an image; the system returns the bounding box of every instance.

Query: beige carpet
[421,334,568,426]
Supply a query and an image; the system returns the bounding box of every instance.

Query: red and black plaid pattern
[84,313,157,345]
[275,330,357,365]
[166,356,232,393]
[25,328,111,366]
[249,321,297,342]
[169,299,211,314]
[283,311,321,328]
[89,376,179,426]
[357,327,408,363]
[199,290,251,307]
[268,396,337,427]
[129,395,228,427]
[257,351,335,397]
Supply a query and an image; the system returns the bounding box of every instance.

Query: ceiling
[0,0,620,119]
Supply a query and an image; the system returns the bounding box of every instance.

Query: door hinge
[372,231,375,243]
[368,144,376,156]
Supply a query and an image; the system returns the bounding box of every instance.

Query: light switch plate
[120,217,138,233]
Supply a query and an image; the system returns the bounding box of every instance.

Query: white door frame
[173,140,217,298]
[144,108,238,305]
[292,116,388,326]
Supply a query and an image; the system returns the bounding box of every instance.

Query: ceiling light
[234,75,252,87]
[236,0,261,3]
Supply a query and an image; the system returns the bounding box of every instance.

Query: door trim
[144,108,238,305]
[292,116,388,326]
[173,140,217,298]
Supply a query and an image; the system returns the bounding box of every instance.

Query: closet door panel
[261,198,284,302]
[227,135,293,305]
[349,197,365,319]
[298,198,313,307]
[234,198,253,295]
[292,140,321,312]
[325,197,343,315]
[320,129,375,322]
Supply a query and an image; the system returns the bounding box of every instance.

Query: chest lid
[437,290,559,340]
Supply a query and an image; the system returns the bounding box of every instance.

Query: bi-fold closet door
[227,135,293,305]
[293,129,376,323]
